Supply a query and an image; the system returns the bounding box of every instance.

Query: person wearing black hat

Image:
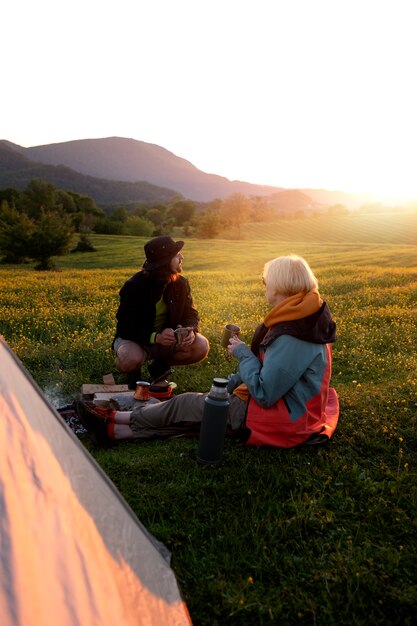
[78,254,339,449]
[112,235,209,387]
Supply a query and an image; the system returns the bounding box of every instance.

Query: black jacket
[114,271,200,346]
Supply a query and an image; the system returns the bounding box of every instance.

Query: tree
[125,215,154,237]
[250,196,272,222]
[18,179,57,219]
[0,188,20,208]
[71,217,97,253]
[56,189,77,214]
[0,181,104,268]
[222,193,250,238]
[71,232,96,253]
[69,192,103,217]
[0,201,35,263]
[28,209,75,270]
[195,210,221,238]
[169,200,196,226]
[93,216,126,235]
[144,204,175,235]
[111,206,129,223]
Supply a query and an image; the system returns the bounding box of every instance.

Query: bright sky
[1,0,416,200]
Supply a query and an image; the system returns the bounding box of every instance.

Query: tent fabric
[0,338,192,626]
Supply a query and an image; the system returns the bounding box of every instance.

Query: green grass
[1,211,416,624]
[242,211,417,245]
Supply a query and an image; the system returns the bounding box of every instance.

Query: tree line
[0,179,279,269]
[4,178,386,270]
[0,179,410,269]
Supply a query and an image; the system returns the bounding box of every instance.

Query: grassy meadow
[1,211,416,624]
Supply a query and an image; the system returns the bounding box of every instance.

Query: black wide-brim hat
[143,236,184,270]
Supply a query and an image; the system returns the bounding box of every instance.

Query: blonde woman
[76,255,339,448]
[226,254,339,447]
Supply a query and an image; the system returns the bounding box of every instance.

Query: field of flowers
[1,235,415,406]
[0,226,416,624]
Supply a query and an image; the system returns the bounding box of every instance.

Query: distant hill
[0,141,179,205]
[267,189,318,212]
[4,137,283,202]
[1,136,408,210]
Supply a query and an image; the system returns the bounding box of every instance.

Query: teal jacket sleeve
[232,335,323,408]
[226,372,242,393]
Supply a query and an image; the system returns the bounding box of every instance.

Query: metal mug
[221,323,241,348]
[134,381,150,401]
[174,327,189,344]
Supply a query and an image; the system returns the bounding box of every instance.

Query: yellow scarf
[233,288,323,401]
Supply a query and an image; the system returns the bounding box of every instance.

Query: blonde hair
[263,255,318,296]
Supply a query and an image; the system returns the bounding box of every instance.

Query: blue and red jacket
[230,303,339,448]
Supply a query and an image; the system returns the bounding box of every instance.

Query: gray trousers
[129,392,247,441]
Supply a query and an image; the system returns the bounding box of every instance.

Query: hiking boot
[74,399,113,446]
[126,369,143,390]
[90,403,116,421]
[148,359,171,384]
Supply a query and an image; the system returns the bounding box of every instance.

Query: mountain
[0,141,180,205]
[4,137,283,202]
[1,137,404,210]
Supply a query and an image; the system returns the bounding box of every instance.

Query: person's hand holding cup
[227,333,245,357]
[174,326,194,347]
[155,328,176,345]
[221,323,241,349]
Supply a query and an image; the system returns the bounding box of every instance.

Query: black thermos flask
[197,377,230,466]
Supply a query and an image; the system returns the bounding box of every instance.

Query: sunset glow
[1,0,416,201]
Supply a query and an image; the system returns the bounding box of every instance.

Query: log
[81,383,129,394]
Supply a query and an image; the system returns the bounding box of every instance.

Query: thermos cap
[212,377,229,387]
